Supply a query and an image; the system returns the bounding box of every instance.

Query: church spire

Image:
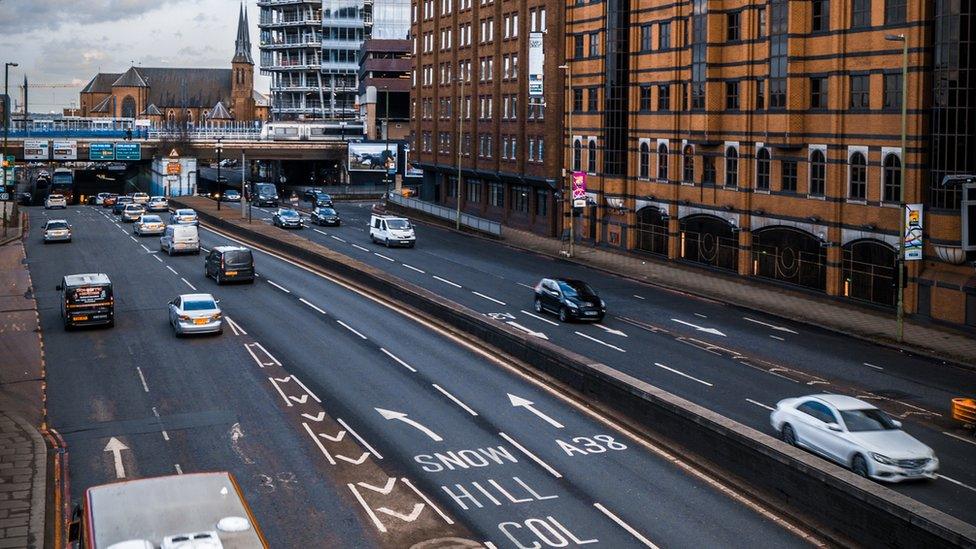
[233,2,254,64]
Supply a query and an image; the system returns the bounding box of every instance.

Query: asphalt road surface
[229,198,976,527]
[26,204,816,548]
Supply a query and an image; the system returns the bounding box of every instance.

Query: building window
[639,142,650,179]
[769,0,788,109]
[691,0,707,110]
[588,140,597,173]
[683,145,694,183]
[512,186,530,213]
[850,74,870,109]
[640,85,652,111]
[810,77,828,109]
[641,24,652,51]
[849,152,867,199]
[573,139,582,171]
[757,148,771,190]
[812,0,829,32]
[727,11,740,41]
[756,79,765,110]
[852,0,871,28]
[574,35,584,59]
[588,87,599,112]
[489,182,504,207]
[883,73,902,110]
[659,22,671,49]
[782,160,798,192]
[885,0,906,24]
[883,153,901,202]
[657,143,669,180]
[589,32,600,57]
[703,156,716,185]
[726,81,740,110]
[810,150,826,196]
[573,88,583,112]
[657,85,670,111]
[466,180,482,203]
[536,189,548,216]
[725,147,738,188]
[758,6,767,37]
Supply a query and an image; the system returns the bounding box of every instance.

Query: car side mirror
[826,423,843,432]
[891,420,902,429]
[215,299,221,304]
[55,285,63,291]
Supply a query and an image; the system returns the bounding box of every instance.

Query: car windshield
[49,194,63,199]
[317,208,336,215]
[558,281,597,298]
[151,197,164,201]
[47,222,68,230]
[183,299,217,311]
[177,210,195,216]
[279,209,299,218]
[840,409,898,432]
[387,219,411,230]
[141,216,161,223]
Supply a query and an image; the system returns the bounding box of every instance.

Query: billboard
[23,140,49,160]
[53,140,78,161]
[904,204,923,261]
[115,142,142,161]
[528,32,544,97]
[89,143,115,161]
[572,171,587,208]
[348,142,398,172]
[404,146,422,177]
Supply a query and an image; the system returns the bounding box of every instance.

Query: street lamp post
[215,137,224,211]
[558,64,574,258]
[886,33,908,342]
[456,75,463,230]
[3,62,18,235]
[383,85,391,198]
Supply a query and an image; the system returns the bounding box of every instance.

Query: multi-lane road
[27,204,818,547]
[223,198,976,526]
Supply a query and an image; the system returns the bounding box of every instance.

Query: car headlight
[178,314,191,321]
[566,301,579,309]
[210,313,222,321]
[871,452,896,465]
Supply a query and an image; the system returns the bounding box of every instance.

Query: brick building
[562,1,976,328]
[410,0,565,235]
[359,39,413,141]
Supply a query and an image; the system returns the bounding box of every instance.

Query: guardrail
[388,193,501,236]
[148,129,263,141]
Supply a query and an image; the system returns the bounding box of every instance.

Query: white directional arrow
[507,394,564,429]
[104,437,130,479]
[594,323,627,337]
[375,408,443,441]
[358,478,397,495]
[335,452,371,465]
[742,317,799,334]
[671,318,727,337]
[318,430,346,442]
[506,321,549,340]
[377,503,425,522]
[302,412,326,422]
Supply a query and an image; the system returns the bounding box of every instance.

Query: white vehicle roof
[809,394,875,411]
[371,214,408,220]
[63,273,111,287]
[45,219,69,225]
[48,194,64,198]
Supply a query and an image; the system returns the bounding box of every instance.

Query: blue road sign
[89,143,115,161]
[115,143,142,161]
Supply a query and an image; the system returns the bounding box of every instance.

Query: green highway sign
[90,143,115,161]
[115,143,142,161]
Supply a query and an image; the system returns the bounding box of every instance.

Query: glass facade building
[258,0,324,119]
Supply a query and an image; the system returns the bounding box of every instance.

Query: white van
[369,214,416,248]
[160,224,200,255]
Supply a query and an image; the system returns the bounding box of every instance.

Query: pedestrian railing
[388,193,502,236]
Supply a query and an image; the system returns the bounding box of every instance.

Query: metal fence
[388,193,502,236]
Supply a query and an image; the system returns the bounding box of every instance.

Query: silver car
[43,219,72,243]
[770,394,938,482]
[168,293,223,336]
[172,208,198,226]
[121,204,145,223]
[45,194,67,209]
[146,196,169,212]
[133,214,166,236]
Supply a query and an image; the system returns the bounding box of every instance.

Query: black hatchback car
[205,246,255,284]
[304,190,333,207]
[533,278,606,322]
[310,206,341,226]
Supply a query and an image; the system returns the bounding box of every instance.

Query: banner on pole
[528,32,544,97]
[904,203,923,261]
[572,171,587,208]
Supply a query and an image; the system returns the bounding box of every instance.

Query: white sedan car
[133,214,166,236]
[167,293,223,337]
[770,394,938,482]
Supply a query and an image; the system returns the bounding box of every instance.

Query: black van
[205,246,255,284]
[58,273,114,329]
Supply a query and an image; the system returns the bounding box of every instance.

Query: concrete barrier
[173,197,976,549]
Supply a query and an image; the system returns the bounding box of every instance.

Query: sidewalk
[498,227,976,367]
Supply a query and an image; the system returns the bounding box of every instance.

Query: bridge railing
[148,128,264,141]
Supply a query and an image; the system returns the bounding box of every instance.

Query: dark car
[205,246,255,284]
[112,196,134,215]
[272,208,303,229]
[303,190,333,207]
[310,206,341,226]
[17,192,32,206]
[533,278,606,322]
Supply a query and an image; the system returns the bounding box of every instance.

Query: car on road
[533,278,606,322]
[205,246,255,284]
[146,196,168,212]
[133,214,166,236]
[102,194,118,208]
[43,219,72,243]
[369,214,415,247]
[57,273,114,329]
[160,224,200,255]
[17,192,32,206]
[44,193,67,209]
[310,206,341,226]
[94,192,112,205]
[221,189,241,202]
[168,293,222,336]
[303,189,333,207]
[770,394,938,482]
[121,204,145,223]
[272,208,303,229]
[112,196,133,215]
[171,208,198,226]
[131,192,150,205]
[253,183,279,207]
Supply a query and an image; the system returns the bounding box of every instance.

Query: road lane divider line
[151,407,170,441]
[520,310,559,326]
[575,331,626,353]
[225,316,247,336]
[380,348,417,373]
[769,335,785,341]
[313,228,329,236]
[401,477,454,525]
[337,319,368,340]
[472,291,507,305]
[593,502,659,548]
[498,432,562,478]
[402,263,426,274]
[267,377,294,407]
[289,375,322,403]
[694,313,708,318]
[267,279,291,293]
[653,362,713,387]
[942,431,976,447]
[302,422,337,465]
[432,275,462,288]
[337,418,384,459]
[432,384,479,416]
[374,252,395,262]
[200,247,210,253]
[140,244,151,253]
[299,297,327,315]
[352,244,370,252]
[516,282,534,289]
[251,342,281,365]
[331,235,346,242]
[166,265,179,275]
[153,255,163,263]
[633,294,645,300]
[863,362,884,371]
[129,236,138,242]
[135,367,149,393]
[181,278,197,291]
[938,474,976,493]
[743,317,799,334]
[745,399,775,411]
[348,484,387,533]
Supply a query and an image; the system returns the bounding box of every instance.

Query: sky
[0,0,271,113]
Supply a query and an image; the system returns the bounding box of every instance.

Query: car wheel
[384,238,390,248]
[216,329,223,336]
[106,319,115,328]
[216,273,223,285]
[558,307,569,323]
[534,298,544,314]
[167,246,174,257]
[780,424,797,447]
[852,455,870,478]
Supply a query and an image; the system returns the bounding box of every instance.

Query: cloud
[0,0,173,34]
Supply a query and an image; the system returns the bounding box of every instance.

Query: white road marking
[507,321,549,340]
[653,362,713,387]
[152,407,170,441]
[331,235,346,242]
[348,484,388,533]
[352,244,370,252]
[745,398,775,411]
[135,367,149,393]
[402,477,454,525]
[472,291,506,305]
[267,279,291,293]
[633,294,646,300]
[520,309,559,326]
[103,438,129,479]
[181,277,197,291]
[129,236,138,242]
[299,297,327,315]
[166,265,178,275]
[153,255,163,263]
[303,422,337,465]
[380,348,417,373]
[671,318,726,337]
[516,282,535,289]
[508,394,563,428]
[376,408,443,441]
[140,244,151,253]
[313,228,329,236]
[594,323,627,337]
[285,375,322,403]
[575,331,626,352]
[433,384,479,416]
[337,319,368,340]
[252,342,281,365]
[267,377,294,407]
[174,464,183,475]
[225,316,247,336]
[498,432,562,478]
[864,362,884,371]
[484,543,499,549]
[337,418,384,459]
[594,503,659,548]
[943,431,976,447]
[939,474,976,493]
[402,263,426,274]
[200,247,210,253]
[743,317,799,334]
[769,335,785,341]
[432,275,462,288]
[694,313,708,318]
[374,252,395,262]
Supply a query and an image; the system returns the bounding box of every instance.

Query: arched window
[588,140,597,173]
[757,148,771,190]
[810,149,826,196]
[185,109,194,127]
[725,147,738,188]
[573,139,582,171]
[167,110,176,127]
[639,142,650,179]
[657,143,668,180]
[121,95,136,118]
[683,145,694,183]
[849,152,867,199]
[883,154,901,203]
